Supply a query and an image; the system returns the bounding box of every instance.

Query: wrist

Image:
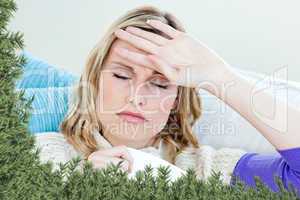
[197,65,239,97]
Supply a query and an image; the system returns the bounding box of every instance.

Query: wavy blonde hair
[60,5,202,164]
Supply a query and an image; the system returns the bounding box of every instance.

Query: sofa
[16,51,300,154]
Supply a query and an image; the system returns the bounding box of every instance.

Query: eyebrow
[111,61,136,74]
[111,61,166,77]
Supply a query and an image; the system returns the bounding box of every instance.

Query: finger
[146,19,181,39]
[106,157,129,172]
[114,146,134,172]
[89,155,109,169]
[115,47,174,84]
[99,145,134,169]
[89,148,133,172]
[125,26,169,46]
[114,47,162,73]
[114,28,158,54]
[119,159,131,173]
[147,54,179,83]
[106,157,131,172]
[88,155,131,173]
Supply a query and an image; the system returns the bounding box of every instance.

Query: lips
[117,111,147,124]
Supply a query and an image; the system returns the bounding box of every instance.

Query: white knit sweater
[34,132,247,184]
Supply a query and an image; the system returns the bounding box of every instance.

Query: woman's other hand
[87,145,134,173]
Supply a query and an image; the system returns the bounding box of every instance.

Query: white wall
[9,0,300,81]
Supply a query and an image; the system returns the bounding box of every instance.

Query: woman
[35,5,299,194]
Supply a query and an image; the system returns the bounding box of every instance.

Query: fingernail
[126,26,138,32]
[146,19,152,24]
[114,29,124,35]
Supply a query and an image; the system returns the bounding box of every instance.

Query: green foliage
[0,0,299,199]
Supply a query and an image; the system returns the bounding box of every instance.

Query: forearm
[199,67,300,150]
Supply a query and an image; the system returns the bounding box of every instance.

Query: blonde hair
[60,5,202,164]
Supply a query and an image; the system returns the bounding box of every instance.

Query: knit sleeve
[34,132,83,172]
[194,145,247,184]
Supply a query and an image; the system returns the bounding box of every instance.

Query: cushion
[15,50,79,134]
[16,50,79,89]
[18,86,74,134]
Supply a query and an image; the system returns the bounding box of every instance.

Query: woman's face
[96,39,178,149]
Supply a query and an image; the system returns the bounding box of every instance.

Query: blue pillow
[19,87,74,133]
[16,51,79,89]
[15,51,79,134]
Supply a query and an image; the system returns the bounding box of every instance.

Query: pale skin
[88,35,178,173]
[88,19,300,173]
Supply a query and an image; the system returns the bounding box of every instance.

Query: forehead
[105,39,156,74]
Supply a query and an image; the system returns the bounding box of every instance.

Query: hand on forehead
[107,39,165,77]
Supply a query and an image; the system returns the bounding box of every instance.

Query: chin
[120,137,150,149]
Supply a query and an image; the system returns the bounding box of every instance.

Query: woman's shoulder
[34,132,83,170]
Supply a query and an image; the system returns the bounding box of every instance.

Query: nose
[126,94,147,107]
[126,83,148,107]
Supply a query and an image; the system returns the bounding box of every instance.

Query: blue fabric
[231,147,300,197]
[16,51,79,89]
[15,51,79,134]
[19,87,73,133]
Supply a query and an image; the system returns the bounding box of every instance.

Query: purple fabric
[230,147,300,196]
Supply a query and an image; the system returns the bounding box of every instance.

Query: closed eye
[113,73,130,80]
[113,73,168,89]
[150,82,168,89]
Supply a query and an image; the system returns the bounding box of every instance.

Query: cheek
[147,90,178,132]
[98,73,129,112]
[151,89,177,115]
